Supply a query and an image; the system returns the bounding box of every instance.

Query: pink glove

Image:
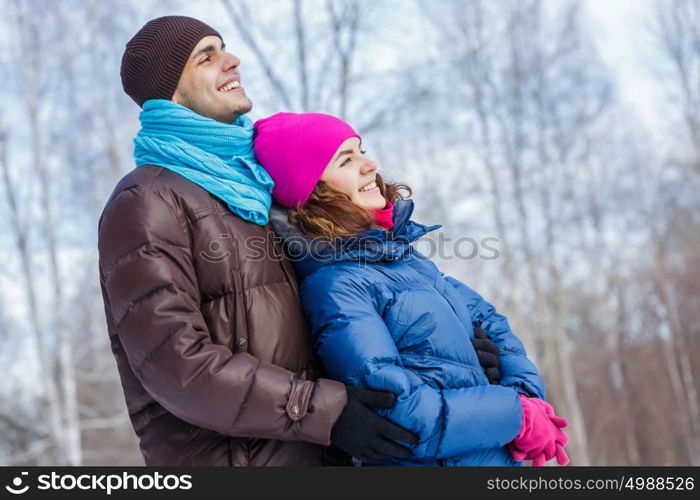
[508,394,570,466]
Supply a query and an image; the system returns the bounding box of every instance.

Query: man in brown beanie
[97,15,440,466]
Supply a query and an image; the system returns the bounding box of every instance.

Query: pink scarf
[373,199,394,231]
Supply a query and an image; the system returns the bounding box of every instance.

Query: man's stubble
[177,88,253,124]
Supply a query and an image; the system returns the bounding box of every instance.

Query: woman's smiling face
[319,137,387,209]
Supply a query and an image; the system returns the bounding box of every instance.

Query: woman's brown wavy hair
[288,173,412,242]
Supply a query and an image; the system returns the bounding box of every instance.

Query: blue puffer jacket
[269,199,546,466]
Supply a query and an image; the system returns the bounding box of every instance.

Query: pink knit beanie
[253,112,361,208]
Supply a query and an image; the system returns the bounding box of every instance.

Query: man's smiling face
[172,35,252,123]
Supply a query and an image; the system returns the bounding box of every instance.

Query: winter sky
[581,0,665,127]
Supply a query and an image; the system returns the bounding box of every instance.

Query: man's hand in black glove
[331,385,419,464]
[472,327,501,384]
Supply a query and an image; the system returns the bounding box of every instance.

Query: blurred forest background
[1,0,699,466]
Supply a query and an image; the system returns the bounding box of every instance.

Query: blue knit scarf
[133,99,274,225]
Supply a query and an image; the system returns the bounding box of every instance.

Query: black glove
[471,327,501,384]
[331,385,419,464]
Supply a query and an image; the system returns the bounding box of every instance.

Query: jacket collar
[269,199,441,281]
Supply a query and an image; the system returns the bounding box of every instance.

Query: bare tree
[651,0,700,171]
[648,0,700,465]
[0,120,58,463]
[218,0,428,132]
[11,0,82,465]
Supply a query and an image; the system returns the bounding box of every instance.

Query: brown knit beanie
[120,16,222,107]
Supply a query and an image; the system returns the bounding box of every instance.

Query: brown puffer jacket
[98,165,348,466]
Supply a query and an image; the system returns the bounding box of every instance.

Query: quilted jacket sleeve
[300,269,524,459]
[444,276,547,400]
[98,178,346,444]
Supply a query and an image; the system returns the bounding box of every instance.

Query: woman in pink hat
[253,112,570,467]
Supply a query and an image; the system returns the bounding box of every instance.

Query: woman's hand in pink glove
[508,394,570,466]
